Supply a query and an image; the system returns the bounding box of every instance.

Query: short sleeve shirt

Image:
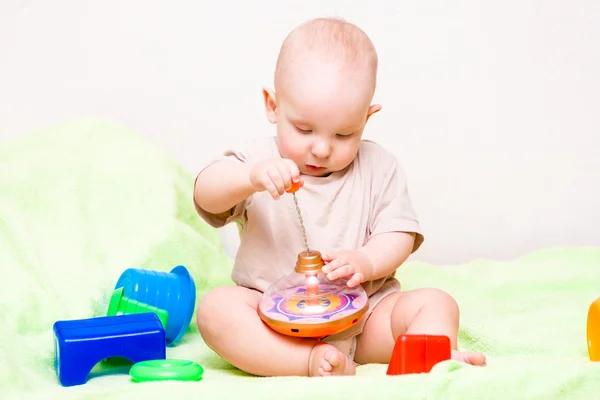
[195,137,424,297]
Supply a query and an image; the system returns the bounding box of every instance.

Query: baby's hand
[249,158,304,200]
[321,250,374,288]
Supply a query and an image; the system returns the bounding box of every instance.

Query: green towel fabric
[1,118,600,400]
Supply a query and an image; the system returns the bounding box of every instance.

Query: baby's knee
[420,288,459,315]
[196,287,231,338]
[197,286,258,341]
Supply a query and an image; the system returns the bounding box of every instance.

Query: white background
[1,0,599,264]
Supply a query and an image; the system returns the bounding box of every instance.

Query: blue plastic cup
[114,265,196,346]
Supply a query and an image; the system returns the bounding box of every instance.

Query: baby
[193,17,486,377]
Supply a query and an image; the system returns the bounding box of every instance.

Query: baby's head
[263,18,381,177]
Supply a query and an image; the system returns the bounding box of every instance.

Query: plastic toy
[259,181,369,338]
[386,334,451,375]
[258,249,369,338]
[107,286,169,328]
[130,359,204,382]
[286,180,303,194]
[113,265,196,346]
[587,296,600,361]
[53,313,166,387]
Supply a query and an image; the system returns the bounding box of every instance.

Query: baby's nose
[311,140,332,158]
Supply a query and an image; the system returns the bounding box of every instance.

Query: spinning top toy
[257,180,369,338]
[258,250,369,338]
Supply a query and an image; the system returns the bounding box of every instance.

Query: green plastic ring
[130,359,204,382]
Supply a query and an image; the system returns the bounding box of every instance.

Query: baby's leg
[196,286,356,377]
[354,288,486,366]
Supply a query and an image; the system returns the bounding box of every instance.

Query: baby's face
[266,63,380,177]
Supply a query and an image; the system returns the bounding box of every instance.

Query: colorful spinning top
[258,249,369,338]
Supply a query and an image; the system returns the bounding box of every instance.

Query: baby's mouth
[304,164,330,176]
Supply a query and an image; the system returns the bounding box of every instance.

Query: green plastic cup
[107,287,168,329]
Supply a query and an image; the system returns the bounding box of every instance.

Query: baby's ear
[262,88,278,124]
[366,104,382,122]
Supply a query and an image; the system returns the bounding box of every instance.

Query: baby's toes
[320,358,333,372]
[324,350,341,367]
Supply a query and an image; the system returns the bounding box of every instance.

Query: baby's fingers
[346,273,364,288]
[274,162,296,194]
[263,179,281,200]
[325,263,353,281]
[267,169,286,199]
[321,252,336,262]
[322,258,344,273]
[257,172,281,200]
[283,159,302,182]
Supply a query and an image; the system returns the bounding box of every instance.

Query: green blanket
[2,118,599,400]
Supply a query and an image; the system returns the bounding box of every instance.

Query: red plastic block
[387,334,451,375]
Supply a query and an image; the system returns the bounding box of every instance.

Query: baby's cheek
[280,139,305,164]
[332,144,360,170]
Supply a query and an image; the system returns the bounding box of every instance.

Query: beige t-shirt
[194,137,424,297]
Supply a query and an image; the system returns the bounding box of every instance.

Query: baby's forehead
[279,67,375,128]
[279,53,375,101]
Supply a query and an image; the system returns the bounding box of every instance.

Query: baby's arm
[322,150,422,285]
[359,231,416,280]
[194,157,303,215]
[322,231,415,286]
[194,162,256,214]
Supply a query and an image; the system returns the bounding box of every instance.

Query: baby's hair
[275,17,378,91]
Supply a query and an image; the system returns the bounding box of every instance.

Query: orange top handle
[587,297,600,361]
[286,180,303,194]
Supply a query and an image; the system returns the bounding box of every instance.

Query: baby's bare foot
[309,343,356,377]
[451,349,487,366]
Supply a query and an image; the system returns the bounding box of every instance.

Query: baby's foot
[308,343,356,377]
[451,349,487,366]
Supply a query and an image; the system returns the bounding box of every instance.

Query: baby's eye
[336,133,354,138]
[295,126,312,133]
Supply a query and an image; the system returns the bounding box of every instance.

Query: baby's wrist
[356,249,376,282]
[246,163,260,191]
